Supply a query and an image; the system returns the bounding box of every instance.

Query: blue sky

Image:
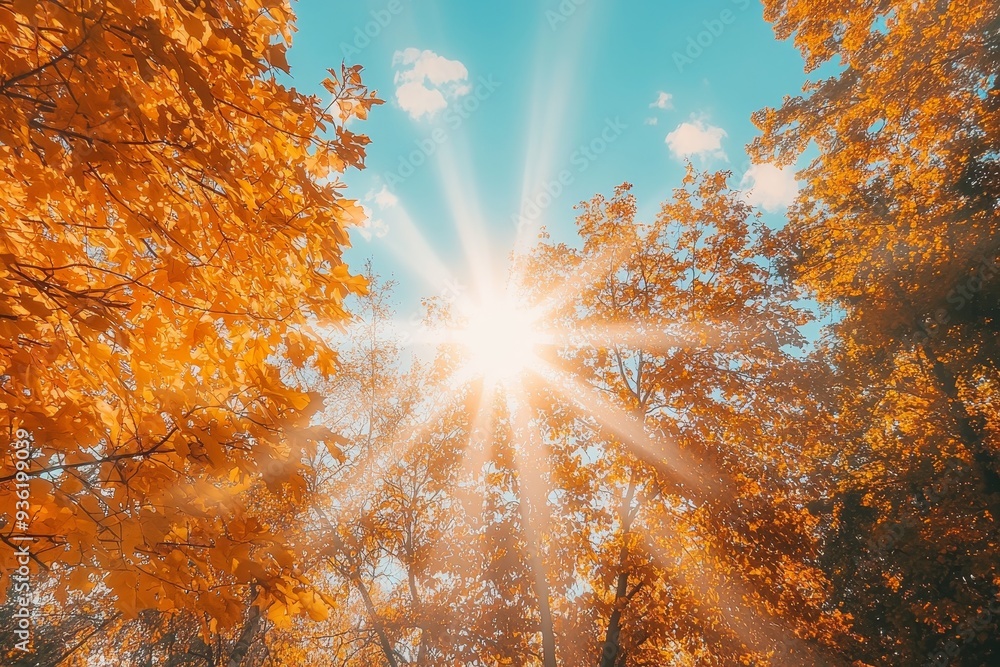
[286,0,811,315]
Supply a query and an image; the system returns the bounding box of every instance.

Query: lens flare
[455,295,542,383]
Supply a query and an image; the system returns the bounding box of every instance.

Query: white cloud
[367,185,399,210]
[392,48,470,119]
[356,203,389,241]
[644,117,659,126]
[650,91,673,110]
[740,163,800,212]
[665,119,727,160]
[395,82,448,118]
[355,186,399,240]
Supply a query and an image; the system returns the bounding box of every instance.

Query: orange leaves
[748,3,1000,664]
[266,43,291,73]
[503,173,844,665]
[301,591,331,622]
[107,570,141,616]
[10,0,35,23]
[324,64,385,131]
[321,432,349,464]
[67,567,95,594]
[0,0,382,634]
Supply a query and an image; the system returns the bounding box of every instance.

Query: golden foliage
[0,0,379,629]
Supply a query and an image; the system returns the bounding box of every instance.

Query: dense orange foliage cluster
[0,0,378,634]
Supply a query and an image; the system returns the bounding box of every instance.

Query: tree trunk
[319,512,399,667]
[515,475,558,667]
[322,521,400,667]
[598,475,637,667]
[598,567,630,667]
[406,562,429,665]
[525,528,557,667]
[226,604,260,667]
[353,573,400,667]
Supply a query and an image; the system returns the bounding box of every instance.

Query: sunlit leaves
[753,1,1000,664]
[0,0,379,633]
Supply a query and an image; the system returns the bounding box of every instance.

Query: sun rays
[450,294,544,382]
[347,181,811,661]
[332,18,812,663]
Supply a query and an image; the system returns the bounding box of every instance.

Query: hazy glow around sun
[455,295,542,383]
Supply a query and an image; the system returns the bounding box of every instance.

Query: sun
[454,294,543,383]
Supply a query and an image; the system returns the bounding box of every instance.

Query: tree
[750,0,1000,499]
[751,1,1000,663]
[520,174,850,665]
[0,575,116,666]
[250,178,855,666]
[0,0,379,633]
